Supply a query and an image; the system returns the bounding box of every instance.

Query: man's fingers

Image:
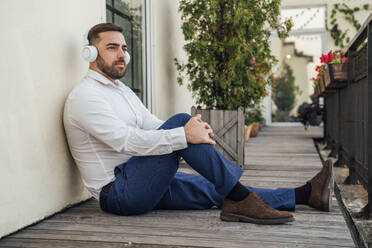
[206,127,214,136]
[202,132,216,145]
[208,138,216,146]
[195,114,203,123]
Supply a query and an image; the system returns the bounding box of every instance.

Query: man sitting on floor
[63,23,333,225]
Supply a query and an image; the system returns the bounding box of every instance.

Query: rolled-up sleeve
[67,89,187,156]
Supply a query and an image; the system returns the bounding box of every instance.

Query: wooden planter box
[314,83,320,97]
[191,106,244,167]
[324,63,348,89]
[319,74,336,96]
[319,74,326,95]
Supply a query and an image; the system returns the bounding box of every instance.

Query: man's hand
[194,114,214,139]
[184,114,216,145]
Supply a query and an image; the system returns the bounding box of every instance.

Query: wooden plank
[0,238,171,248]
[214,136,237,160]
[222,110,233,161]
[244,164,321,171]
[6,230,350,248]
[178,167,316,179]
[201,109,210,125]
[216,112,237,138]
[244,159,322,167]
[216,110,226,158]
[64,202,342,216]
[230,110,237,164]
[45,209,346,225]
[6,229,287,248]
[11,222,354,247]
[237,107,244,167]
[210,109,223,156]
[241,170,315,179]
[228,110,236,162]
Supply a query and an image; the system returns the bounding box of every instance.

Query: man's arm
[131,92,164,130]
[66,89,187,156]
[129,90,215,144]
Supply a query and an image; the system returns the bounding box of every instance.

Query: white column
[264,85,272,125]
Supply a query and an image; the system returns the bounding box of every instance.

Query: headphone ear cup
[125,51,131,65]
[82,46,98,62]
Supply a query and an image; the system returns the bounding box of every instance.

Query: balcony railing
[324,13,372,218]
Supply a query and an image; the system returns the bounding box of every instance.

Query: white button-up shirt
[63,69,187,199]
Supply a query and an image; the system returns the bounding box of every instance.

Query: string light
[281,7,321,29]
[288,35,320,41]
[282,9,306,21]
[296,8,320,30]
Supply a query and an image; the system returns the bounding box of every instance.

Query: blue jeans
[104,113,295,215]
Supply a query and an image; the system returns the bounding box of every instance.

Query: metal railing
[324,13,372,218]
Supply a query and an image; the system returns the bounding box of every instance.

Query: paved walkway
[0,126,354,247]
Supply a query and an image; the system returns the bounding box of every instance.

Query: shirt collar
[87,69,121,87]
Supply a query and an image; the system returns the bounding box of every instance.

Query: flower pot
[250,123,260,137]
[324,63,348,89]
[244,125,252,142]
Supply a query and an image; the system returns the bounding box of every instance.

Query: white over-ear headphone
[81,33,130,64]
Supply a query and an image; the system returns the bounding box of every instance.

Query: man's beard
[96,55,127,79]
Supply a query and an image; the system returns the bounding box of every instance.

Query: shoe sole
[321,159,333,212]
[220,212,295,225]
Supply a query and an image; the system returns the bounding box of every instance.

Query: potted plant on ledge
[175,0,292,167]
[321,51,349,88]
[245,103,264,140]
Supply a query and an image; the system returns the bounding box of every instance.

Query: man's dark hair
[88,23,123,45]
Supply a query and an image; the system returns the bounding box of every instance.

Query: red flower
[328,51,336,63]
[342,56,348,63]
[251,57,258,67]
[320,54,328,63]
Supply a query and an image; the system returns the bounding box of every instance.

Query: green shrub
[175,0,292,110]
[273,62,299,112]
[245,102,264,126]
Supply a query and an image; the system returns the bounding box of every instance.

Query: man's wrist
[168,127,188,150]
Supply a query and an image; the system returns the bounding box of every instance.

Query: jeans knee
[171,113,192,126]
[174,113,192,120]
[159,113,192,130]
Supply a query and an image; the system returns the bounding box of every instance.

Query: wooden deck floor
[0,126,355,247]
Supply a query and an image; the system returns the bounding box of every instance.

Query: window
[106,0,146,103]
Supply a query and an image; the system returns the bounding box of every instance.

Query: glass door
[106,0,147,104]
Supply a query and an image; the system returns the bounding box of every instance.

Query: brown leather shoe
[220,192,294,225]
[307,159,333,212]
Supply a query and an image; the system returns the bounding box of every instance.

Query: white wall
[0,0,105,238]
[281,45,311,114]
[153,0,195,120]
[281,0,371,50]
[325,0,371,50]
